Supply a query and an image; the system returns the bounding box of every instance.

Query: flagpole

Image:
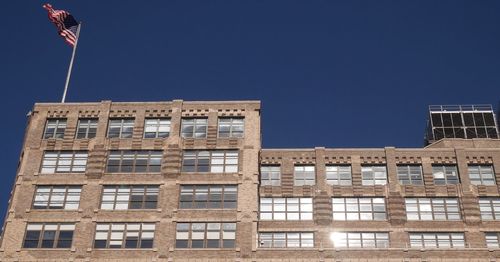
[61,22,81,103]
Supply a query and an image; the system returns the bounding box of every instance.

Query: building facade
[1,100,500,261]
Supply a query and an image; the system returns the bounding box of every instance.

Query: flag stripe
[43,4,79,46]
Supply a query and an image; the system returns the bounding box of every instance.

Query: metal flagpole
[61,22,82,103]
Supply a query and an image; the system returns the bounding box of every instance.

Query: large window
[107,118,134,138]
[468,165,496,186]
[94,223,155,249]
[479,198,500,220]
[432,165,459,185]
[260,198,313,221]
[405,198,460,221]
[181,118,207,138]
[485,232,500,248]
[330,232,389,248]
[294,166,315,186]
[76,118,98,139]
[397,165,424,185]
[260,166,281,186]
[181,150,238,173]
[409,233,465,248]
[179,185,237,209]
[326,165,352,185]
[144,118,170,138]
[332,198,386,221]
[23,223,75,248]
[361,166,387,185]
[33,186,81,210]
[106,151,162,173]
[41,151,88,174]
[101,185,159,210]
[175,222,236,248]
[218,118,244,138]
[259,232,314,248]
[43,119,67,139]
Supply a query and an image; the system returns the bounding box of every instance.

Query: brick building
[1,100,500,261]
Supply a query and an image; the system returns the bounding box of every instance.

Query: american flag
[43,4,79,46]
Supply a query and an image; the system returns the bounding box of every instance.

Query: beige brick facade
[1,100,500,261]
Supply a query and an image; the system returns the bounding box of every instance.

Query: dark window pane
[176,240,188,248]
[140,239,153,248]
[23,240,39,248]
[125,238,138,248]
[191,240,204,248]
[94,240,107,248]
[223,239,235,248]
[207,240,219,248]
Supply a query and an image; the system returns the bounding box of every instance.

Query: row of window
[31,186,500,222]
[43,117,244,139]
[22,223,500,249]
[261,164,497,186]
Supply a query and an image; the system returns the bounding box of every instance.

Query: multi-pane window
[405,198,461,221]
[397,165,424,185]
[175,222,236,248]
[33,186,81,210]
[218,118,244,138]
[100,185,159,210]
[181,118,208,138]
[468,165,496,186]
[294,166,315,186]
[361,166,387,185]
[181,150,238,173]
[107,118,134,138]
[260,198,313,220]
[106,151,162,173]
[485,232,500,248]
[330,232,389,248]
[259,232,314,248]
[76,118,98,139]
[94,223,155,249]
[23,223,75,248]
[432,165,459,185]
[144,118,170,138]
[43,119,67,139]
[332,198,386,221]
[40,151,88,173]
[260,166,281,186]
[479,198,500,220]
[179,185,237,209]
[326,165,352,185]
[409,233,465,248]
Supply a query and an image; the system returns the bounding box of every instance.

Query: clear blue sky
[1,1,499,222]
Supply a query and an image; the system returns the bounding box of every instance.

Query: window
[175,222,236,248]
[294,166,315,186]
[485,232,500,248]
[94,223,155,249]
[468,165,496,186]
[144,118,170,138]
[332,198,386,221]
[179,185,237,209]
[181,118,207,138]
[43,119,67,139]
[260,198,313,221]
[76,118,98,139]
[409,233,465,248]
[326,165,352,185]
[260,166,281,186]
[106,151,162,173]
[330,232,389,248]
[432,165,459,185]
[218,118,244,138]
[361,166,387,185]
[259,232,314,248]
[107,118,134,138]
[479,198,500,220]
[405,198,461,221]
[397,165,424,185]
[40,151,88,173]
[101,185,159,210]
[181,150,238,173]
[33,186,81,210]
[23,223,75,248]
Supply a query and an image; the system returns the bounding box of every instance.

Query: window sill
[103,173,162,175]
[174,248,236,250]
[91,248,155,251]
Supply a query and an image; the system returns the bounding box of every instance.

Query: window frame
[32,185,82,210]
[405,198,461,221]
[76,118,98,139]
[485,232,500,248]
[217,117,245,138]
[181,118,208,138]
[43,119,67,139]
[332,197,386,221]
[397,165,424,185]
[330,232,389,248]
[40,151,88,174]
[22,223,75,249]
[93,223,156,249]
[143,118,171,139]
[260,165,281,186]
[479,198,500,220]
[468,165,496,186]
[100,185,159,210]
[107,118,135,138]
[175,222,236,249]
[181,150,239,173]
[106,150,162,173]
[258,232,314,248]
[259,197,313,221]
[361,165,388,186]
[409,232,465,248]
[179,185,238,209]
[326,165,352,186]
[432,165,460,185]
[293,165,316,186]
